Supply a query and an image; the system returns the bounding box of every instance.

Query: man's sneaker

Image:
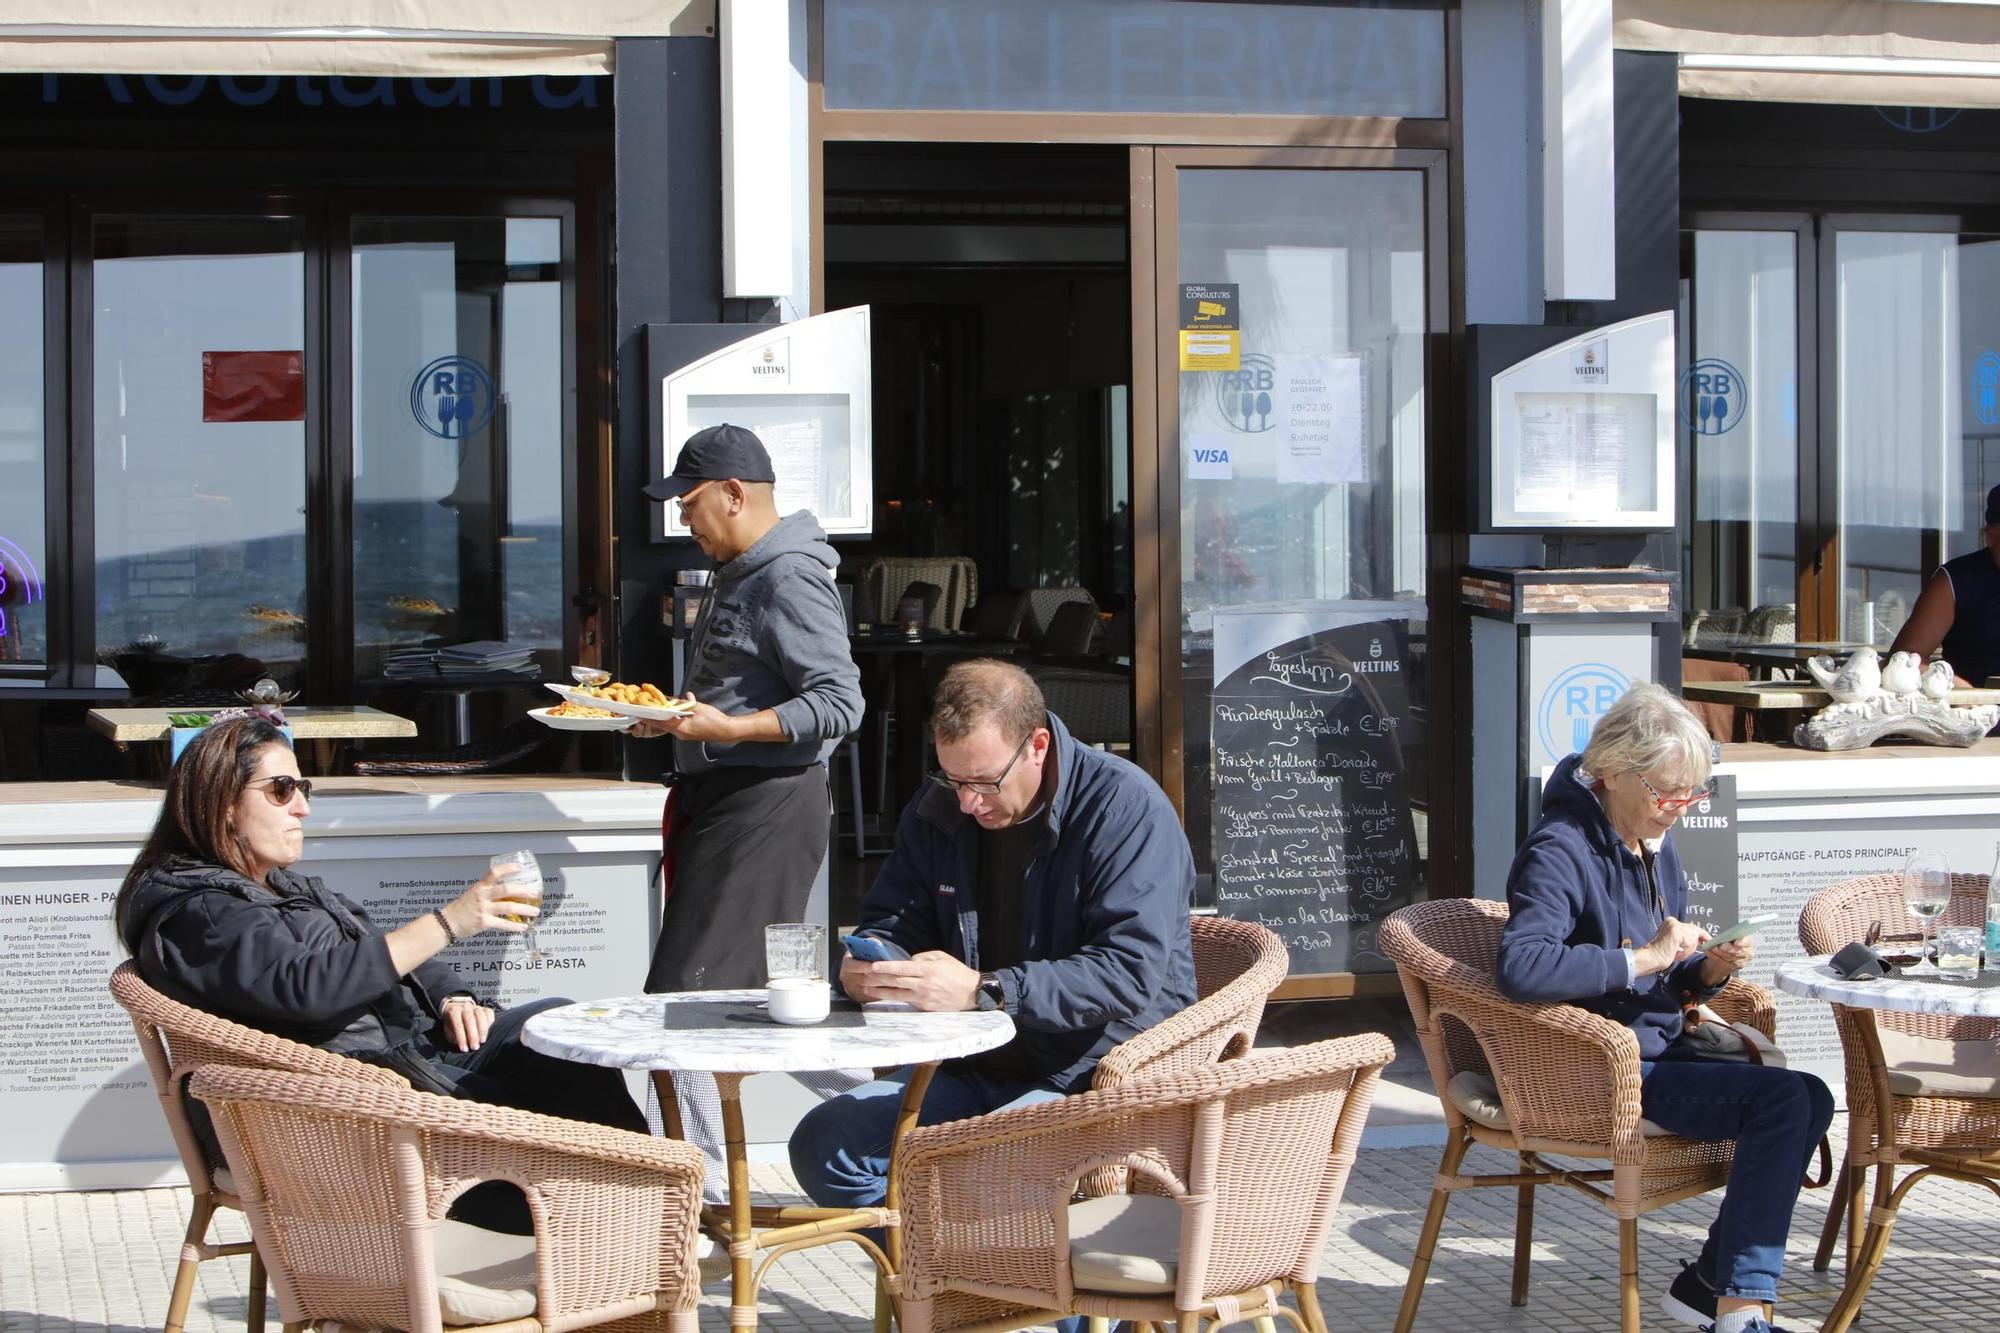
[1660,1259,1717,1328]
[1699,1319,1794,1333]
[696,1232,733,1286]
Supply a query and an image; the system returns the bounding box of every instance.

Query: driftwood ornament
[1794,650,1997,750]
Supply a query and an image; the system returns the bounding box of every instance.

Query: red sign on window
[202,350,305,423]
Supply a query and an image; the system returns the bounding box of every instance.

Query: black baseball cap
[1986,483,2000,526]
[642,423,776,501]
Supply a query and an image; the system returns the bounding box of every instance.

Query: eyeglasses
[927,732,1032,796]
[247,775,313,805]
[1636,772,1710,814]
[673,479,718,516]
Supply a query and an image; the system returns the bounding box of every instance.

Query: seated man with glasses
[788,657,1196,1218]
[1497,682,1833,1333]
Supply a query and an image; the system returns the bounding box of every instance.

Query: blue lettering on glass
[38,74,599,111]
[1875,106,1960,135]
[1537,662,1632,762]
[0,536,47,640]
[410,357,497,440]
[1213,354,1276,433]
[1975,352,2000,428]
[1679,358,1747,436]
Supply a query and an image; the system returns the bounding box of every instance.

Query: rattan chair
[893,1034,1393,1333]
[1380,898,1778,1333]
[1797,873,2000,1328]
[191,1065,706,1333]
[109,961,411,1333]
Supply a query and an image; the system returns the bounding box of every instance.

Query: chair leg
[1618,1218,1640,1333]
[1813,1158,1856,1272]
[873,1276,894,1333]
[245,1245,268,1333]
[1089,1320,1111,1333]
[1510,1155,1535,1307]
[163,1194,216,1333]
[1179,1312,1202,1333]
[1820,1163,1906,1333]
[1392,1132,1469,1333]
[1293,1281,1329,1333]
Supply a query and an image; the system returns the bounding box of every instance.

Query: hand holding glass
[1902,852,1951,973]
[490,851,546,963]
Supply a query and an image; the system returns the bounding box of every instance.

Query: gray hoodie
[676,509,864,775]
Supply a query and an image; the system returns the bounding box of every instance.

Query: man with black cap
[634,423,863,992]
[1891,481,2000,693]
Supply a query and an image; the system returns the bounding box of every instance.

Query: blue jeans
[1639,1057,1835,1303]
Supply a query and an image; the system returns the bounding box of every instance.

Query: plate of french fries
[528,701,637,732]
[543,679,698,722]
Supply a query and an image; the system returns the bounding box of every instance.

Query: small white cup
[766,977,830,1026]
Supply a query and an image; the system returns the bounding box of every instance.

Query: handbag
[1676,1005,1833,1187]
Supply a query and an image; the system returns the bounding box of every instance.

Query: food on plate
[546,700,621,719]
[574,680,679,708]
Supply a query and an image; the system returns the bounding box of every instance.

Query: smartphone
[1705,912,1780,947]
[841,933,911,963]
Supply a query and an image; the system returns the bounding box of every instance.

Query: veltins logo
[1679,358,1746,436]
[1537,662,1633,762]
[1975,351,2000,429]
[1213,353,1276,433]
[410,355,496,439]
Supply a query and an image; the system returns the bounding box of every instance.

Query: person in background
[1496,683,1833,1333]
[1889,481,2000,686]
[789,659,1196,1222]
[113,717,649,1234]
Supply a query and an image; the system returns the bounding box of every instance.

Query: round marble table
[1773,955,2000,1333]
[524,990,1014,1333]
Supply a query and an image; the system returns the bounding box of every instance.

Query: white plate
[546,683,696,722]
[570,664,612,686]
[527,705,635,732]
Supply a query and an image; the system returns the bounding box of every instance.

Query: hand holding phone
[842,933,911,963]
[1705,912,1780,948]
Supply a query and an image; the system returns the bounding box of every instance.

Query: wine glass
[1902,851,1951,973]
[490,850,546,963]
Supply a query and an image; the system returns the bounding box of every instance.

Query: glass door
[0,217,48,671]
[1143,146,1442,982]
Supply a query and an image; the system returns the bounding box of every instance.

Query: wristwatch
[974,971,1005,1012]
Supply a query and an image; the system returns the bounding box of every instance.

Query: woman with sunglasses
[113,717,647,1223]
[1495,683,1832,1333]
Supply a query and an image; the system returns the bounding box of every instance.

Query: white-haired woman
[1496,682,1832,1333]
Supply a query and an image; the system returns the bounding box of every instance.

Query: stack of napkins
[381,646,442,679]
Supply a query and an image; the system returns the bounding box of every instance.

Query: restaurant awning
[1615,0,2000,108]
[0,1,715,77]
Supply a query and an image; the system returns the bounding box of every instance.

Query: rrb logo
[1679,359,1746,436]
[1213,354,1276,433]
[410,356,496,439]
[1537,663,1632,763]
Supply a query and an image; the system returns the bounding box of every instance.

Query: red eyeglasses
[1636,773,1710,814]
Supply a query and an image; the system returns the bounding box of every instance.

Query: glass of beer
[490,850,546,962]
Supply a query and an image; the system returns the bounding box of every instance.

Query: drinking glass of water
[1902,851,1951,973]
[491,850,546,963]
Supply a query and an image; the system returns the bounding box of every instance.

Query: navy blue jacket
[854,712,1197,1092]
[1495,753,1719,1060]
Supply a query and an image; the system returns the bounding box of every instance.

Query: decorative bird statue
[1880,650,1924,697]
[234,676,299,726]
[1921,659,1957,702]
[1807,646,1881,705]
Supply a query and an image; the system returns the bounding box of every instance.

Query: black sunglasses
[247,775,313,805]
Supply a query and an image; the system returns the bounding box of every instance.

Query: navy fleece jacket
[851,712,1196,1092]
[1495,752,1720,1059]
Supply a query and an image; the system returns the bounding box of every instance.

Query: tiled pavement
[7,999,2000,1332]
[13,1123,2000,1332]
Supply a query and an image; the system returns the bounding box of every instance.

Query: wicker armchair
[351,717,550,776]
[1380,898,1778,1333]
[1797,873,2000,1324]
[109,961,410,1333]
[893,1034,1393,1333]
[191,1065,706,1333]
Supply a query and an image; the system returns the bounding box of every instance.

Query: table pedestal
[652,1065,936,1333]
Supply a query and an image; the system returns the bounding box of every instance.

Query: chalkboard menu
[1210,607,1423,976]
[1671,774,1738,936]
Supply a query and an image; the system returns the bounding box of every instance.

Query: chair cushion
[1877,1028,2000,1099]
[1446,1071,1674,1137]
[432,1219,538,1326]
[1067,1193,1180,1294]
[211,1166,236,1197]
